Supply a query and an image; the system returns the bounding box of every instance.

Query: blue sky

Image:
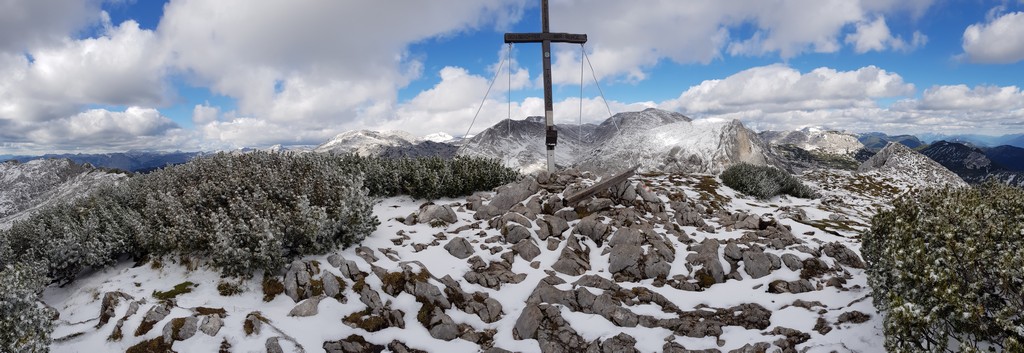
[1,0,1023,154]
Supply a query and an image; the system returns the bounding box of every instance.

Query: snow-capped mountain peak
[314,130,416,156]
[421,132,455,143]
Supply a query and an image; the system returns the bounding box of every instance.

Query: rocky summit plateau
[39,151,954,352]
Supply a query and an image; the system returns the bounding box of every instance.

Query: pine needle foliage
[862,181,1024,351]
[720,163,816,199]
[0,263,54,353]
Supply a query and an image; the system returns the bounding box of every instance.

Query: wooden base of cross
[505,0,586,173]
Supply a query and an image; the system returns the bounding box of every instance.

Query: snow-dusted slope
[315,130,418,156]
[0,159,124,229]
[44,169,888,353]
[577,118,774,175]
[458,116,598,172]
[857,142,967,189]
[761,128,865,156]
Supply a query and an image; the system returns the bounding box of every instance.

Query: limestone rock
[266,337,284,353]
[465,257,527,289]
[687,238,726,285]
[322,273,344,299]
[418,203,458,224]
[199,315,223,336]
[742,251,773,279]
[512,239,541,261]
[600,333,639,353]
[768,279,815,294]
[324,335,384,353]
[574,215,611,245]
[97,291,132,328]
[161,316,199,343]
[502,224,532,244]
[781,253,803,270]
[283,260,314,302]
[135,302,172,336]
[288,295,323,317]
[444,237,474,259]
[822,242,865,269]
[475,177,540,219]
[551,236,591,276]
[537,215,569,240]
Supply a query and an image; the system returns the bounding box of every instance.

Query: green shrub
[335,155,520,200]
[862,182,1024,351]
[0,263,54,353]
[720,163,816,199]
[0,152,517,282]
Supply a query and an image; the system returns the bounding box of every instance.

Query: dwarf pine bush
[0,151,518,350]
[862,182,1024,351]
[720,163,816,199]
[0,263,54,353]
[0,152,517,281]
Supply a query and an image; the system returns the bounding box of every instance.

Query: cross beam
[505,0,587,173]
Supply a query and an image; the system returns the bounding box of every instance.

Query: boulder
[537,215,569,240]
[686,239,726,285]
[609,243,643,277]
[161,316,199,343]
[283,260,314,302]
[324,335,384,353]
[742,251,774,279]
[424,306,460,341]
[199,316,223,336]
[502,224,532,244]
[551,237,590,276]
[418,204,458,224]
[464,257,527,289]
[443,237,474,259]
[266,337,284,353]
[322,273,344,299]
[767,279,815,294]
[781,253,803,271]
[512,239,541,261]
[600,333,639,353]
[134,302,172,336]
[288,296,323,317]
[723,241,743,261]
[475,177,540,219]
[574,215,611,245]
[822,242,865,269]
[97,291,132,328]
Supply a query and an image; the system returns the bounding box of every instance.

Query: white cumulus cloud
[664,65,914,115]
[547,0,935,84]
[961,11,1024,63]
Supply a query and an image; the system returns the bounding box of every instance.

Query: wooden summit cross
[505,0,587,173]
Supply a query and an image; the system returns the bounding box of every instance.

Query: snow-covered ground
[42,168,903,353]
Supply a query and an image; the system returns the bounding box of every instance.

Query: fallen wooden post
[564,166,638,205]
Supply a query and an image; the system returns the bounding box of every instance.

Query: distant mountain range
[918,141,1024,187]
[857,132,926,152]
[0,151,202,173]
[918,133,1024,148]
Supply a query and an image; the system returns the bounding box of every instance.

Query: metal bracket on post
[546,129,558,147]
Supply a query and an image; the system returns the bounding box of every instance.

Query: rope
[457,45,509,156]
[507,44,512,136]
[582,45,618,132]
[578,44,584,147]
